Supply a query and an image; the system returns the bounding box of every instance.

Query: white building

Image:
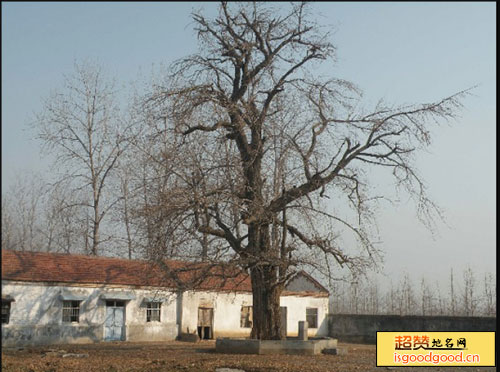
[1,250,329,346]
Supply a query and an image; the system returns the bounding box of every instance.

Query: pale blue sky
[1,2,496,286]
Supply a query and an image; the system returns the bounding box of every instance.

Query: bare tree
[482,272,496,317]
[449,268,457,316]
[330,281,348,314]
[367,279,380,314]
[328,269,494,317]
[141,2,468,339]
[349,278,362,314]
[397,273,416,315]
[119,168,134,259]
[1,171,94,254]
[1,173,46,252]
[420,277,434,316]
[385,280,399,315]
[434,280,447,316]
[124,103,198,260]
[34,61,129,256]
[2,195,16,251]
[41,183,90,254]
[462,266,478,316]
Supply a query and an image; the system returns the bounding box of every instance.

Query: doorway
[197,307,213,339]
[104,300,125,341]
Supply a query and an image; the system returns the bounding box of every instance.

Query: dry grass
[1,341,495,372]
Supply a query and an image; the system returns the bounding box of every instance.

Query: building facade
[1,250,329,346]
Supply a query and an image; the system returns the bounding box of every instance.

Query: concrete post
[298,321,308,340]
[176,290,183,336]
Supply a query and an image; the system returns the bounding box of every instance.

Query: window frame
[240,306,253,328]
[106,300,125,307]
[62,300,81,323]
[306,307,318,329]
[146,302,161,322]
[1,301,11,324]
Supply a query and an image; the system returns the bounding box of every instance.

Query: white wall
[2,282,102,326]
[179,291,329,338]
[280,295,329,337]
[2,282,178,325]
[1,281,178,345]
[180,290,253,338]
[2,280,329,345]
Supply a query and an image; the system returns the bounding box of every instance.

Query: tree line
[1,60,186,261]
[330,269,496,317]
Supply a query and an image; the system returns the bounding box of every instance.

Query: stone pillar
[176,290,184,336]
[298,321,308,340]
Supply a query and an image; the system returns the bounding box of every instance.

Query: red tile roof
[1,250,252,292]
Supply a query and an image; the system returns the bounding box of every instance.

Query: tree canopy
[138,2,469,339]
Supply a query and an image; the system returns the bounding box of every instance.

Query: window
[146,302,161,322]
[306,307,318,328]
[62,300,80,323]
[240,306,253,328]
[106,300,125,307]
[2,301,11,324]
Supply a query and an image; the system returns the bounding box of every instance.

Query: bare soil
[1,341,496,372]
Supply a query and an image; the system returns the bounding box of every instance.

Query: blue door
[105,301,125,341]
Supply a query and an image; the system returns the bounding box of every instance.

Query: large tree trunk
[250,264,284,340]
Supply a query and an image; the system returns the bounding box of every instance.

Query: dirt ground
[1,341,496,372]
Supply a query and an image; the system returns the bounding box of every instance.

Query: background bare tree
[116,166,135,259]
[434,281,447,316]
[420,277,434,316]
[138,2,470,339]
[482,272,496,317]
[462,266,478,316]
[1,173,46,251]
[449,268,457,316]
[1,195,15,251]
[398,273,417,315]
[329,269,495,317]
[386,281,399,315]
[1,172,89,254]
[34,60,129,256]
[41,183,90,254]
[121,87,201,260]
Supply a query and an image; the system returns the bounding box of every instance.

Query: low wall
[216,338,338,355]
[328,314,496,344]
[127,322,177,342]
[2,322,178,346]
[1,324,104,347]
